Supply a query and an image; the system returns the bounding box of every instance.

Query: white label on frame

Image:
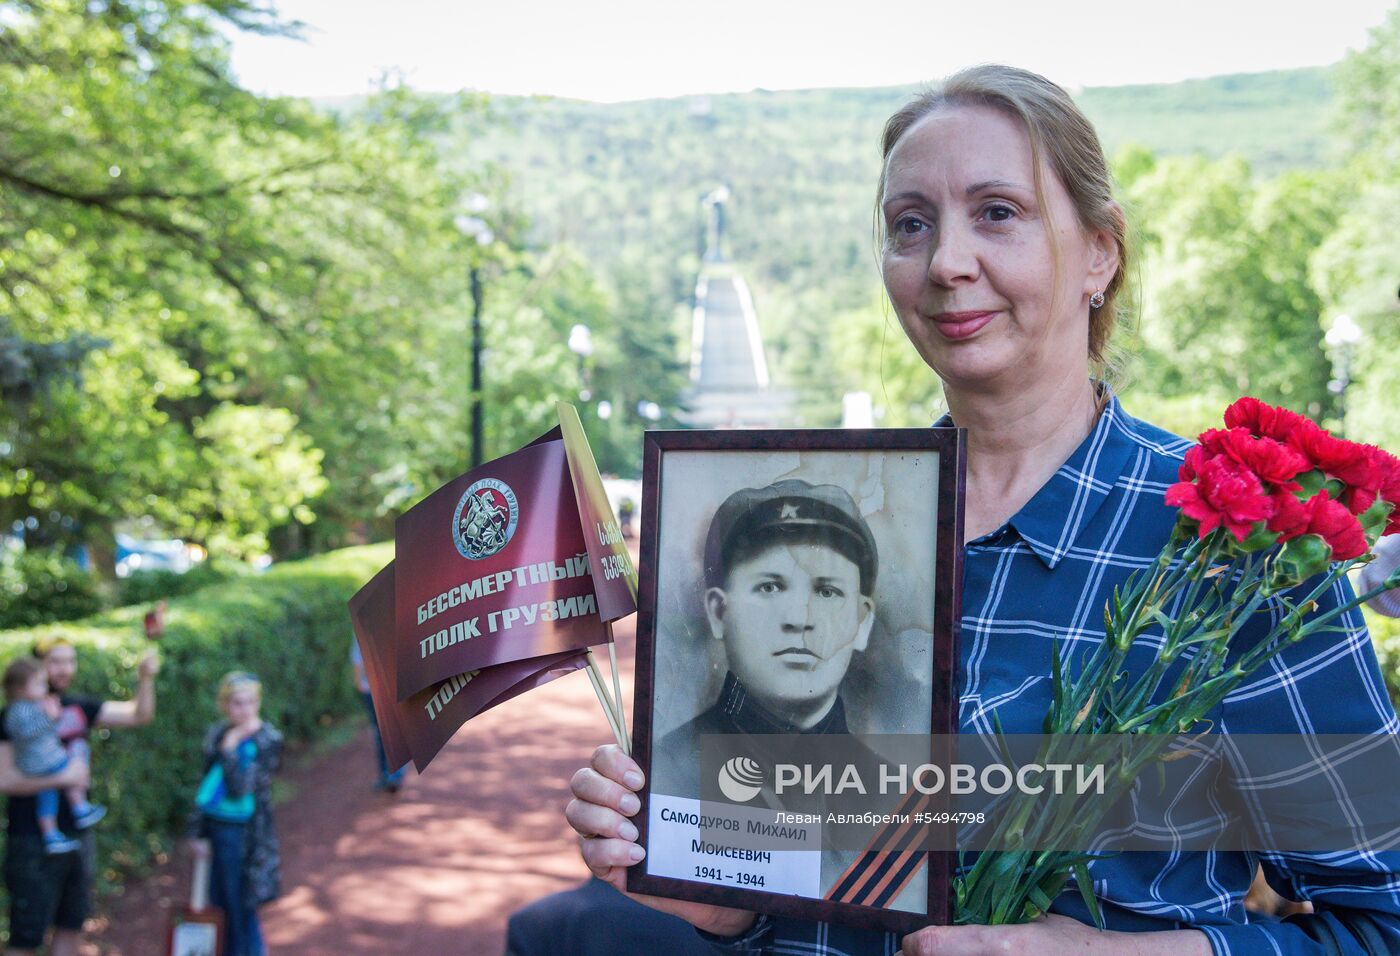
[171,921,219,956]
[646,793,822,897]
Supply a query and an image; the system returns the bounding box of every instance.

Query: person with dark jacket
[188,671,282,956]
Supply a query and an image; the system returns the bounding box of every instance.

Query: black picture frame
[627,427,965,935]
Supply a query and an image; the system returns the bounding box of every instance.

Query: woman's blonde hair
[31,635,74,660]
[876,64,1130,377]
[218,670,262,708]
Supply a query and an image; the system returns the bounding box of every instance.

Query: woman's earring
[1089,289,1106,309]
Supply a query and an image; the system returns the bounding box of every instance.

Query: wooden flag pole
[585,649,628,753]
[605,621,629,749]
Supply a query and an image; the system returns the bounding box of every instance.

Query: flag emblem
[453,478,520,560]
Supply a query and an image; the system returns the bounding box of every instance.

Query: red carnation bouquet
[1167,397,1399,567]
[957,397,1400,926]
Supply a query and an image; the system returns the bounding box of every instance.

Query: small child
[2,657,107,854]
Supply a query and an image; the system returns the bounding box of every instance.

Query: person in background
[1,658,105,855]
[1357,531,1400,617]
[351,635,405,792]
[618,497,637,539]
[188,671,283,956]
[0,636,157,956]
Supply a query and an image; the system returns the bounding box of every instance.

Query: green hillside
[1078,67,1334,172]
[440,66,1339,416]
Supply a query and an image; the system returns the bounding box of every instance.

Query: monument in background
[678,188,795,429]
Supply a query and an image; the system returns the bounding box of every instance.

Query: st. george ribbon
[349,403,638,774]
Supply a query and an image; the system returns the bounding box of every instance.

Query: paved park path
[85,592,634,954]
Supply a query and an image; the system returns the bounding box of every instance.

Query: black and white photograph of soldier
[649,450,939,755]
[645,450,940,906]
[651,477,881,785]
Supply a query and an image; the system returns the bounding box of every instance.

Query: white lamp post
[455,197,494,469]
[1325,314,1363,433]
[567,324,593,401]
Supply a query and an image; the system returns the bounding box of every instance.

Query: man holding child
[0,637,158,956]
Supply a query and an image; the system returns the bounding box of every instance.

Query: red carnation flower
[1197,427,1308,490]
[1370,447,1400,536]
[1288,425,1378,496]
[1299,491,1368,560]
[1341,445,1394,515]
[1166,454,1273,543]
[1267,488,1311,542]
[1223,397,1310,442]
[1178,444,1210,483]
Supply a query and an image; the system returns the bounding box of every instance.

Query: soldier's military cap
[703,479,878,595]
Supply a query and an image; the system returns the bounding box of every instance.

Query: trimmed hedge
[0,550,105,629]
[114,557,251,607]
[0,542,390,934]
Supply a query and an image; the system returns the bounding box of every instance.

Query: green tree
[827,295,945,427]
[1123,155,1336,417]
[1315,6,1400,449]
[0,0,499,561]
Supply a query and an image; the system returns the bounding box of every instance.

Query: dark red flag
[350,562,588,773]
[393,435,609,700]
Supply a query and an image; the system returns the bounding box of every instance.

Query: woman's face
[879,104,1116,391]
[223,688,261,725]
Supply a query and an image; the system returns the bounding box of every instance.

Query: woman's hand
[899,914,1210,956]
[220,719,262,753]
[565,744,757,939]
[187,838,211,861]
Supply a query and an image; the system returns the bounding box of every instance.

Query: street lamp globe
[568,324,594,358]
[1325,314,1362,349]
[454,214,494,247]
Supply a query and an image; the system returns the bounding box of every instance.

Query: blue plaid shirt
[705,394,1400,955]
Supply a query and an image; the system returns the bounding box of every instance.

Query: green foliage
[1317,6,1400,453]
[1116,153,1340,416]
[0,324,107,406]
[1114,391,1232,442]
[0,549,105,628]
[1334,9,1400,161]
[114,558,248,607]
[0,542,388,928]
[583,255,689,474]
[187,404,327,557]
[1,0,686,569]
[449,68,1338,432]
[1079,68,1335,175]
[0,0,487,560]
[828,295,946,427]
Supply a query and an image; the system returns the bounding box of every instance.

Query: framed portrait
[627,428,964,934]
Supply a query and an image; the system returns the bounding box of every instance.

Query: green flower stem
[953,528,1398,927]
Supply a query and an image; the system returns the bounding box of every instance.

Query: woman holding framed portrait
[555,64,1400,956]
